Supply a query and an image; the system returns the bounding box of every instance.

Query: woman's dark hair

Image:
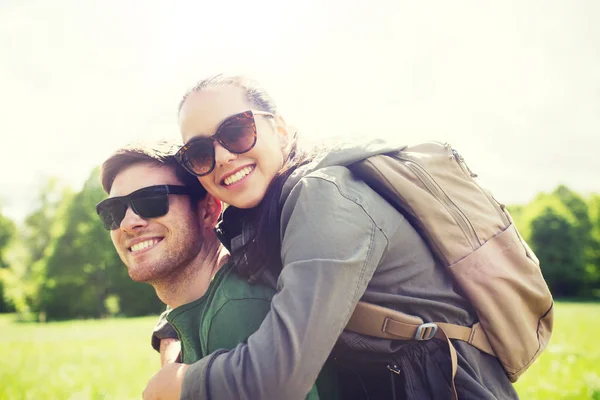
[242,143,314,281]
[178,74,278,116]
[179,74,313,280]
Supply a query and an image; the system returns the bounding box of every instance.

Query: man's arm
[152,308,181,365]
[144,291,323,400]
[159,338,181,366]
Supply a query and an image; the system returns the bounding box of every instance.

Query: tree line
[0,169,163,319]
[0,169,598,321]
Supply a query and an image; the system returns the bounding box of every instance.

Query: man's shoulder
[210,263,276,306]
[201,264,275,352]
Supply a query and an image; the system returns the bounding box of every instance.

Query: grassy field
[513,302,600,400]
[0,302,598,399]
[0,314,159,400]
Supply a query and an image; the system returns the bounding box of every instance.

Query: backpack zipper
[396,156,480,250]
[449,147,510,227]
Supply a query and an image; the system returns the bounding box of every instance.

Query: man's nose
[214,142,237,167]
[120,207,148,232]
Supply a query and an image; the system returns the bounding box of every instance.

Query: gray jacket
[180,139,518,400]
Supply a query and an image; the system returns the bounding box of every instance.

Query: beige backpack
[346,142,554,399]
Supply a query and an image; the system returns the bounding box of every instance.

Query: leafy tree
[530,207,585,297]
[586,194,600,296]
[23,178,67,263]
[0,282,13,313]
[0,240,34,314]
[0,210,16,312]
[552,186,598,297]
[1,185,68,316]
[4,178,75,315]
[554,186,594,240]
[0,211,15,269]
[523,186,598,298]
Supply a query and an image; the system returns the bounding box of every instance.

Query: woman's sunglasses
[96,185,193,231]
[175,110,274,177]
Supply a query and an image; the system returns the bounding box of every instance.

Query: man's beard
[124,232,204,285]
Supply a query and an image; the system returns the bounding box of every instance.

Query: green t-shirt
[167,262,338,400]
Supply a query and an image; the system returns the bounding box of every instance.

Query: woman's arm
[181,169,397,399]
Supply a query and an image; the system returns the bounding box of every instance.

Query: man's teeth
[130,239,158,252]
[224,166,254,186]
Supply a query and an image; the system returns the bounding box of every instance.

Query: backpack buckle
[414,323,438,340]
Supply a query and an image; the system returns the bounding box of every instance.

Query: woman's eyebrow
[186,113,234,142]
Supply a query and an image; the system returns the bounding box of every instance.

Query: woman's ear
[273,114,291,150]
[198,194,222,229]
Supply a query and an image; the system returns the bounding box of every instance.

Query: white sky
[1,0,599,223]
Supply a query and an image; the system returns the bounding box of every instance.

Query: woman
[144,75,518,400]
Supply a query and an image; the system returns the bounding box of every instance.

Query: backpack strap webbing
[438,327,459,400]
[345,301,497,400]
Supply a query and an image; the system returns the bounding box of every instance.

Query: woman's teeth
[224,166,254,186]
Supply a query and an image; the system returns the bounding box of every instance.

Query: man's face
[108,162,205,283]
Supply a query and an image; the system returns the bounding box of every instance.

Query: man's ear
[197,194,222,229]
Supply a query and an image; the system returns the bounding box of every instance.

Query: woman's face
[178,85,289,209]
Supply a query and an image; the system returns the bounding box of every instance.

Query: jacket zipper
[449,147,510,227]
[396,156,480,250]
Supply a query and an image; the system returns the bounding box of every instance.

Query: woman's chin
[218,174,270,209]
[232,198,262,209]
[227,190,265,209]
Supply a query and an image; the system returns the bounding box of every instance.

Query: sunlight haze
[1,0,599,222]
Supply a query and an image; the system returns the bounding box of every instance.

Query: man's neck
[151,241,230,309]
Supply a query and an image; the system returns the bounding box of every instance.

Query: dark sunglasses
[96,185,193,231]
[175,110,274,177]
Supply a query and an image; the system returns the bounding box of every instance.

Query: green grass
[0,314,159,400]
[513,302,600,400]
[0,302,598,399]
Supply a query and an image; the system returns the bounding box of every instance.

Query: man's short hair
[100,141,207,201]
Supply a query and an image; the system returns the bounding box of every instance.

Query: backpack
[344,142,554,399]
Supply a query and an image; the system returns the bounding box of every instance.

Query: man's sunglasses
[175,110,274,177]
[96,185,193,231]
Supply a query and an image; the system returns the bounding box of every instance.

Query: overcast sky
[1,0,599,223]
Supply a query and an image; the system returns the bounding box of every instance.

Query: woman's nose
[214,142,237,166]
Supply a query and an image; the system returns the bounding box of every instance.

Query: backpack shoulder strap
[346,301,497,400]
[346,301,495,355]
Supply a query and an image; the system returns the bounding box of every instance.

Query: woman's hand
[143,363,190,400]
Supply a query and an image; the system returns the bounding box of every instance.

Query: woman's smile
[221,164,256,187]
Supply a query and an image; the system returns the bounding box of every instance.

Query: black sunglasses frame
[175,109,274,177]
[96,185,193,231]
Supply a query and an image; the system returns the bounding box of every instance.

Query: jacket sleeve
[181,171,394,400]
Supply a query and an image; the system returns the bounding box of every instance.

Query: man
[97,142,336,399]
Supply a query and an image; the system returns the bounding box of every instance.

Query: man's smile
[128,238,163,254]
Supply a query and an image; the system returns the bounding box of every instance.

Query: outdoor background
[1,1,599,399]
